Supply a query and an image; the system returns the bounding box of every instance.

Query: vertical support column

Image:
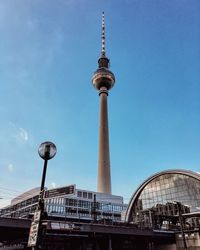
[148,241,154,250]
[95,241,100,250]
[97,87,111,194]
[108,237,112,250]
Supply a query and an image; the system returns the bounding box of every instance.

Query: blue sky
[0,0,199,207]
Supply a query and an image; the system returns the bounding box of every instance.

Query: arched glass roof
[125,169,200,223]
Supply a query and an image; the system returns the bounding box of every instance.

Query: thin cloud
[7,163,14,172]
[19,128,28,142]
[9,123,29,143]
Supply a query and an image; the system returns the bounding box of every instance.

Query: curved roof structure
[11,187,41,205]
[125,169,200,222]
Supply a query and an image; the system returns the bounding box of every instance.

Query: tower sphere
[92,67,115,91]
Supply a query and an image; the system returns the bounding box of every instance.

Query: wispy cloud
[19,128,28,142]
[9,122,29,143]
[7,163,14,172]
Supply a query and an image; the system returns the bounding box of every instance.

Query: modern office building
[125,169,200,229]
[0,184,127,222]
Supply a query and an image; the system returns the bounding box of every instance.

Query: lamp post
[28,141,57,249]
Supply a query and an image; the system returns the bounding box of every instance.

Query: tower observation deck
[92,12,115,194]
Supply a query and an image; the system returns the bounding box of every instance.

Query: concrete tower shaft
[97,87,111,194]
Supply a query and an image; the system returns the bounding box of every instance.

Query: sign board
[27,210,41,247]
[27,221,39,247]
[51,222,80,231]
[33,210,41,222]
[45,185,75,198]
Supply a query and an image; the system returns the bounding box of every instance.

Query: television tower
[92,12,115,194]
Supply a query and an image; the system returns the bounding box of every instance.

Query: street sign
[33,210,41,222]
[27,210,41,247]
[28,221,39,247]
[45,185,75,198]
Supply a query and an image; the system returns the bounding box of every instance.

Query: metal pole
[149,210,152,228]
[40,159,48,192]
[32,159,48,250]
[92,194,97,222]
[177,202,187,250]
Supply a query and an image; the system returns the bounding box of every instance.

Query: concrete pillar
[108,237,112,250]
[95,241,100,250]
[149,241,155,250]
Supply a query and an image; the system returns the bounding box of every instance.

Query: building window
[88,193,93,199]
[77,191,82,198]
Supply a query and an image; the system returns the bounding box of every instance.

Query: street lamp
[28,141,57,249]
[38,141,57,193]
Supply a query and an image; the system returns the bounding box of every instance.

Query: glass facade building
[0,185,127,222]
[125,170,200,229]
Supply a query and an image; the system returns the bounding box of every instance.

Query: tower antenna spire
[101,11,105,57]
